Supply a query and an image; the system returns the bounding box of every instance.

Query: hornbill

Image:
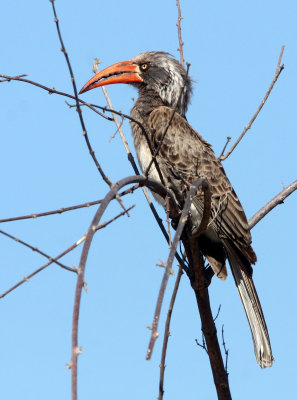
[80,51,273,368]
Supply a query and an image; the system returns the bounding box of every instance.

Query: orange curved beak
[79,60,143,94]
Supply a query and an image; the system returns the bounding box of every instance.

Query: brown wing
[148,106,256,264]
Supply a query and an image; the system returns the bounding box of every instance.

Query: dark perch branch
[219,45,285,161]
[71,175,180,400]
[187,237,232,400]
[146,179,209,360]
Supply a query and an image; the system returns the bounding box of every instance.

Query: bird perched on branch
[80,51,273,368]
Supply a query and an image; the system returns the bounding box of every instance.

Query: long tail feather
[223,240,274,368]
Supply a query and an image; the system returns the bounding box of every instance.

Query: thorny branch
[0,206,135,300]
[0,199,103,223]
[158,266,183,400]
[50,0,128,216]
[221,325,229,373]
[0,229,75,273]
[176,0,185,67]
[70,175,180,400]
[219,45,285,161]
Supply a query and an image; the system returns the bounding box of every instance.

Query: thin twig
[213,304,222,322]
[221,325,229,373]
[50,1,109,184]
[158,267,183,400]
[0,206,134,300]
[109,115,124,141]
[195,336,208,354]
[248,179,297,229]
[219,45,285,161]
[176,0,185,66]
[165,196,172,247]
[0,199,103,223]
[0,73,27,82]
[0,229,76,272]
[49,1,128,216]
[219,136,231,158]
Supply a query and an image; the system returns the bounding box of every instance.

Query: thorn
[83,281,88,293]
[66,361,72,370]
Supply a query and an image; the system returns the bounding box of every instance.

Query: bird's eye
[140,63,148,71]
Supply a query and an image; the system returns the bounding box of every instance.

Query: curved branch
[158,266,183,400]
[71,175,180,398]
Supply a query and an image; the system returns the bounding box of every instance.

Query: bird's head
[79,51,192,116]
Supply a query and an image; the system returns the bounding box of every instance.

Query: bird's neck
[132,87,186,120]
[132,89,165,118]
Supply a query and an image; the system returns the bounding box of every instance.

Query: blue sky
[1,1,297,399]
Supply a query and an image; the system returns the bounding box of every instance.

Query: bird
[79,51,273,368]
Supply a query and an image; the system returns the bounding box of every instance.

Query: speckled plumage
[129,52,273,368]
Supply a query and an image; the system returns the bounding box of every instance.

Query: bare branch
[176,0,185,66]
[70,175,181,398]
[219,45,285,161]
[0,199,103,223]
[187,237,232,399]
[248,179,297,229]
[0,229,75,273]
[158,266,183,400]
[213,304,222,322]
[195,336,208,354]
[219,136,231,158]
[50,1,129,220]
[221,325,229,373]
[0,205,134,300]
[50,1,109,184]
[0,73,27,82]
